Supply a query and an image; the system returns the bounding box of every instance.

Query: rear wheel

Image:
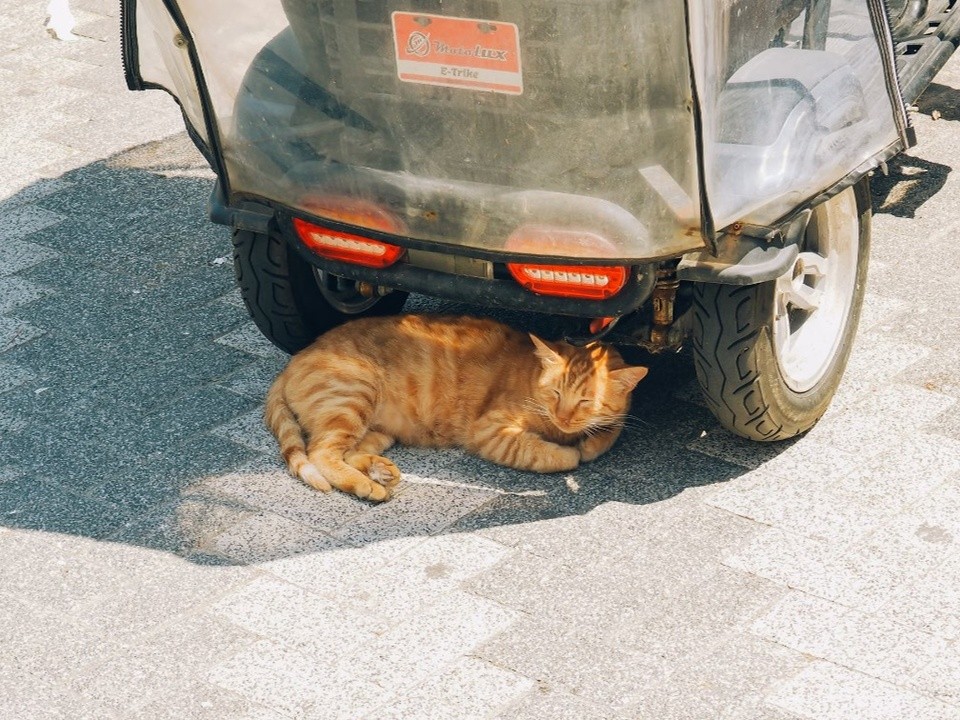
[232,230,407,354]
[691,179,870,441]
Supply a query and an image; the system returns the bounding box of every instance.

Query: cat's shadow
[0,132,793,566]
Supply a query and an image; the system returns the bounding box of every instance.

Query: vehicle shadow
[915,81,960,122]
[870,152,952,218]
[0,133,786,565]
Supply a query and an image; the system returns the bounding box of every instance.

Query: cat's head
[528,334,648,434]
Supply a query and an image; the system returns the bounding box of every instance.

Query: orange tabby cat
[265,314,648,501]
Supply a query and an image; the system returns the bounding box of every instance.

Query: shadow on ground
[870,148,952,218]
[916,81,960,122]
[1,134,792,564]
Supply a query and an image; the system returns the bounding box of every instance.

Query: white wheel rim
[773,188,859,393]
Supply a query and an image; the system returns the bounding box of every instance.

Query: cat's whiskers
[520,398,552,420]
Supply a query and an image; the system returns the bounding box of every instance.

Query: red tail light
[293,220,404,268]
[505,225,627,299]
[294,197,405,268]
[507,263,627,299]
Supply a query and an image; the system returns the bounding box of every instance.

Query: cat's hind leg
[345,431,401,488]
[265,376,332,493]
[307,422,392,502]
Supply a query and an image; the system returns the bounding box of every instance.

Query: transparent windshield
[128,0,905,259]
[692,0,905,227]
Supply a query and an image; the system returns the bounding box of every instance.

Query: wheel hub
[772,189,859,393]
[313,269,383,314]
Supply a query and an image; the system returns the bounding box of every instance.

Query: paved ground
[3,2,960,718]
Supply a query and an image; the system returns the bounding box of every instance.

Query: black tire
[231,229,407,354]
[691,179,871,441]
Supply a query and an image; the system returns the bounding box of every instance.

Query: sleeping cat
[265,314,648,501]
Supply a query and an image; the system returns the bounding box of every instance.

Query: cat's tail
[264,375,332,493]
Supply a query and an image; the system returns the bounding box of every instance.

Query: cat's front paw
[578,437,607,463]
[577,428,620,463]
[533,444,580,473]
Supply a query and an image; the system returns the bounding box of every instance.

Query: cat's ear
[609,366,648,392]
[529,334,563,369]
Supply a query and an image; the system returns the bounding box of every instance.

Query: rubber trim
[120,0,141,91]
[149,0,232,197]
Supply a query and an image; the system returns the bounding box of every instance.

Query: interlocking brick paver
[208,638,385,719]
[768,661,960,720]
[476,615,665,710]
[371,657,534,720]
[3,4,960,718]
[752,591,949,686]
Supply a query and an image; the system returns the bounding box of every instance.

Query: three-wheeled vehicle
[121,0,960,440]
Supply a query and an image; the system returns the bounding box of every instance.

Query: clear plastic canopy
[124,0,907,261]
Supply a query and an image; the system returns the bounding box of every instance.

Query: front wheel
[232,230,407,354]
[691,179,870,441]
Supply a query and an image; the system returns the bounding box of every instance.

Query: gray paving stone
[626,634,808,720]
[208,502,343,562]
[768,661,960,720]
[876,551,960,640]
[0,273,50,314]
[73,435,258,516]
[215,355,288,399]
[211,574,377,658]
[751,591,949,686]
[67,614,257,715]
[912,648,960,706]
[463,541,777,662]
[354,588,519,693]
[0,178,71,213]
[0,409,27,435]
[0,474,132,540]
[726,513,954,614]
[330,481,499,545]
[0,138,84,184]
[706,464,915,544]
[262,534,448,613]
[211,407,275,454]
[840,383,957,434]
[106,494,255,557]
[0,593,120,682]
[476,615,664,710]
[0,203,65,241]
[131,682,289,720]
[215,323,289,359]
[799,409,912,462]
[842,331,932,384]
[858,292,910,333]
[0,531,255,646]
[0,661,119,720]
[190,456,370,525]
[497,691,632,720]
[687,427,795,469]
[595,566,785,662]
[207,638,386,720]
[0,315,44,352]
[907,479,960,536]
[334,534,515,635]
[369,657,534,720]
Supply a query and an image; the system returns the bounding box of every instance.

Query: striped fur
[265,314,647,501]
